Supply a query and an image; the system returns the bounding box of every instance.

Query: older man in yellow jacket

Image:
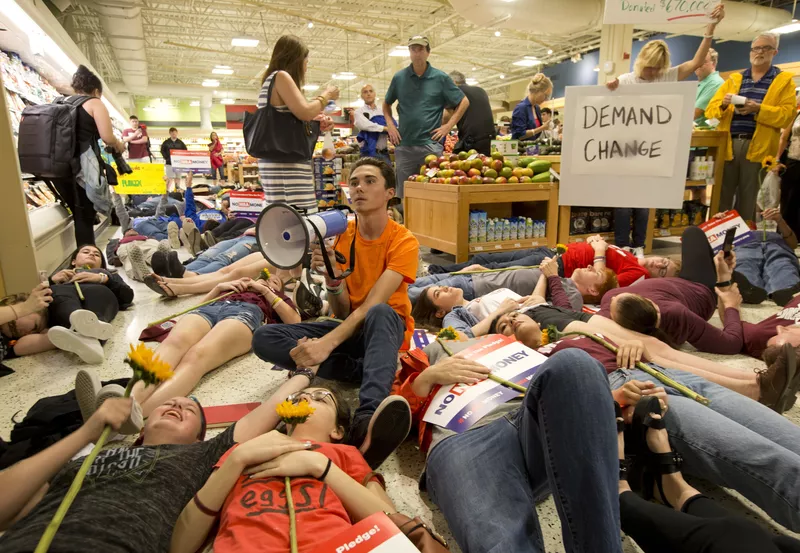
[706,32,797,222]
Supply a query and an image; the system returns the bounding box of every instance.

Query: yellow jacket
[705,69,796,162]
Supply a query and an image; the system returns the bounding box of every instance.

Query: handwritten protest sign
[560,82,695,209]
[113,162,166,195]
[604,0,720,25]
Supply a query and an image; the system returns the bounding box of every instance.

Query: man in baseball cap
[407,35,430,48]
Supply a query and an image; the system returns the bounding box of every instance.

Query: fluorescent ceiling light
[388,46,410,57]
[202,79,220,87]
[190,101,200,106]
[303,84,320,91]
[231,37,259,47]
[471,67,477,71]
[494,31,501,37]
[143,106,156,112]
[216,65,231,69]
[593,66,600,72]
[308,22,314,28]
[220,98,235,104]
[212,68,234,75]
[513,59,541,67]
[0,1,77,74]
[547,49,553,55]
[350,98,365,108]
[466,78,479,85]
[770,20,800,34]
[333,72,357,80]
[499,74,505,79]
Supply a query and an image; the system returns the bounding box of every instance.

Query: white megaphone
[255,202,353,279]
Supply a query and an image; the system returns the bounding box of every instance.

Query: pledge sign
[604,0,720,24]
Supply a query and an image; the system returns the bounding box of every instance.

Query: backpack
[17,95,93,178]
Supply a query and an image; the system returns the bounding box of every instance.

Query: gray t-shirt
[473,269,583,311]
[0,425,236,553]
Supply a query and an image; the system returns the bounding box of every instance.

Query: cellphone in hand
[723,228,736,258]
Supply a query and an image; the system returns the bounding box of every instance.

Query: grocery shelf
[655,225,691,237]
[685,180,711,187]
[469,237,551,254]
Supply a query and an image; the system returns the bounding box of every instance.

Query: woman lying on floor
[0,245,134,364]
[149,233,258,280]
[125,275,299,419]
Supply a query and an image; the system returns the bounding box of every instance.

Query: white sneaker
[632,247,645,259]
[75,369,101,422]
[127,244,149,282]
[48,327,105,364]
[69,310,113,341]
[96,384,144,435]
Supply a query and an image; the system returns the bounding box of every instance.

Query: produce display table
[404,180,559,262]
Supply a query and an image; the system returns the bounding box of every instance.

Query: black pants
[781,159,800,239]
[678,225,717,292]
[213,218,254,241]
[621,492,800,553]
[51,178,96,246]
[49,284,120,330]
[454,136,492,156]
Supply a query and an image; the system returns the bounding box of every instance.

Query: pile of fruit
[408,151,552,185]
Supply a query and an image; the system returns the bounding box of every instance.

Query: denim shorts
[192,301,264,332]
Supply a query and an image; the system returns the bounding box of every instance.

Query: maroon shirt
[599,278,743,355]
[224,291,296,324]
[540,335,619,372]
[743,295,800,358]
[123,127,149,159]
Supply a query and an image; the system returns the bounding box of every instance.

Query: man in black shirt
[447,71,497,155]
[160,127,188,191]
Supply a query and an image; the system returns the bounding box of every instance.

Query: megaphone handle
[307,217,340,280]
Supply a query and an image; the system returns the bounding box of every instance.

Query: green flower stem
[74,282,84,301]
[450,265,539,275]
[146,291,236,327]
[35,379,137,553]
[559,331,710,405]
[436,338,527,394]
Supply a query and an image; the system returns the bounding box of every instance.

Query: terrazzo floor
[1,230,798,552]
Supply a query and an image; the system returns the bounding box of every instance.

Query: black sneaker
[293,269,323,319]
[150,251,170,277]
[357,396,412,470]
[732,271,768,304]
[771,283,800,307]
[167,251,186,278]
[426,264,447,274]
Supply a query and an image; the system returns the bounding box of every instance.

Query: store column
[597,24,633,84]
[0,72,39,296]
[200,94,213,131]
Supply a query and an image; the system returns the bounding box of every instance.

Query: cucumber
[532,171,551,183]
[529,160,551,174]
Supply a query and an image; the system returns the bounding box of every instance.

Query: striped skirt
[258,159,317,214]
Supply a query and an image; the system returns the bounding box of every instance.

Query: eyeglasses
[287,390,337,408]
[751,46,776,53]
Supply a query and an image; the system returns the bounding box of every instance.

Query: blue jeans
[133,219,170,241]
[735,232,800,294]
[408,274,475,304]
[609,366,800,532]
[212,166,225,180]
[439,247,554,272]
[614,208,649,248]
[252,304,405,425]
[193,300,264,332]
[426,350,621,553]
[186,236,257,274]
[394,143,443,199]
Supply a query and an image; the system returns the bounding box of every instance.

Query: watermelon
[529,160,551,175]
[532,171,551,183]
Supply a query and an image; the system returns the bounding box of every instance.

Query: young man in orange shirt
[252,158,420,469]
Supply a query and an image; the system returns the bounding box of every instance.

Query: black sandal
[144,274,176,298]
[629,396,682,507]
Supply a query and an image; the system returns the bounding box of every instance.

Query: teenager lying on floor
[0,245,133,364]
[150,232,257,280]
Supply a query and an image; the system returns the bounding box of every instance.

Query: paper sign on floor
[698,210,755,252]
[422,335,546,433]
[312,512,418,553]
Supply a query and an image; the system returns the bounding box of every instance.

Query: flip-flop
[144,274,176,298]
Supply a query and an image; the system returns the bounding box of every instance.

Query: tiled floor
[1,230,798,552]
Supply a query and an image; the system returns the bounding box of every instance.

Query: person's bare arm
[694,107,706,120]
[86,100,124,152]
[383,100,401,145]
[312,243,351,319]
[10,333,55,356]
[233,375,313,443]
[433,96,469,141]
[274,71,336,122]
[777,125,791,161]
[533,273,547,298]
[677,4,723,80]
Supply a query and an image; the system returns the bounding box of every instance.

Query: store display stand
[238,163,258,185]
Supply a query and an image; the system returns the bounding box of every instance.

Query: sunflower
[260,268,271,280]
[540,328,550,346]
[125,343,174,385]
[555,243,568,255]
[437,326,459,341]
[276,399,316,426]
[762,155,777,170]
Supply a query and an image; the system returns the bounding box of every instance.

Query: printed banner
[312,512,418,553]
[422,335,546,433]
[113,162,166,195]
[560,82,696,209]
[171,150,211,172]
[410,329,436,351]
[697,210,755,252]
[229,191,265,213]
[603,0,721,25]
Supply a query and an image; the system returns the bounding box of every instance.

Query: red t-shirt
[123,126,149,159]
[561,243,649,288]
[213,441,378,553]
[743,295,800,358]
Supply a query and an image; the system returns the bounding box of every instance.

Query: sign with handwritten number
[560,82,696,209]
[603,0,720,25]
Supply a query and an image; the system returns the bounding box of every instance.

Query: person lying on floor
[149,232,258,280]
[730,207,800,307]
[125,192,183,217]
[616,396,800,553]
[411,256,579,332]
[0,283,52,365]
[252,158,419,470]
[168,384,398,553]
[0,245,134,364]
[410,255,617,308]
[199,216,254,249]
[427,236,678,288]
[127,275,299,419]
[0,367,367,552]
[601,225,746,355]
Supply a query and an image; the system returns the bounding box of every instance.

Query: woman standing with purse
[209,132,226,187]
[255,35,338,214]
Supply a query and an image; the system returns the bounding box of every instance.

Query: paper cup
[731,94,746,107]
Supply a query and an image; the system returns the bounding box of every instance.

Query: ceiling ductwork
[109,83,258,101]
[448,0,792,42]
[93,0,148,91]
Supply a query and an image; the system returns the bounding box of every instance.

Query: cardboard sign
[491,139,519,156]
[697,210,755,252]
[171,150,211,172]
[422,335,546,433]
[603,0,720,25]
[560,83,696,209]
[312,512,418,553]
[113,162,166,195]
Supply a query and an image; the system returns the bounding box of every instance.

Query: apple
[424,154,437,165]
[428,160,439,169]
[458,151,469,160]
[468,168,481,177]
[521,176,532,183]
[491,151,504,161]
[458,176,469,184]
[508,176,520,183]
[469,176,482,184]
[471,159,483,170]
[495,176,508,184]
[484,168,498,179]
[449,154,460,163]
[454,170,467,178]
[482,177,495,184]
[491,159,503,172]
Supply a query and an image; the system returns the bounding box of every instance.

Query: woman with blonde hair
[510,73,554,140]
[607,4,724,257]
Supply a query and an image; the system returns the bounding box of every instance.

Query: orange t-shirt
[213,442,378,553]
[334,219,419,349]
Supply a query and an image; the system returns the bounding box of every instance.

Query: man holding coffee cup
[706,32,797,221]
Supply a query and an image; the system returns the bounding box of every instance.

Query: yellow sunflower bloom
[125,343,174,386]
[276,399,316,426]
[540,328,550,346]
[437,326,459,340]
[555,243,568,255]
[260,268,271,280]
[762,155,777,170]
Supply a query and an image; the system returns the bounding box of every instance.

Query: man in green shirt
[383,35,470,202]
[694,48,724,125]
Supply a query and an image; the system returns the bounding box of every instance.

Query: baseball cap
[408,35,430,47]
